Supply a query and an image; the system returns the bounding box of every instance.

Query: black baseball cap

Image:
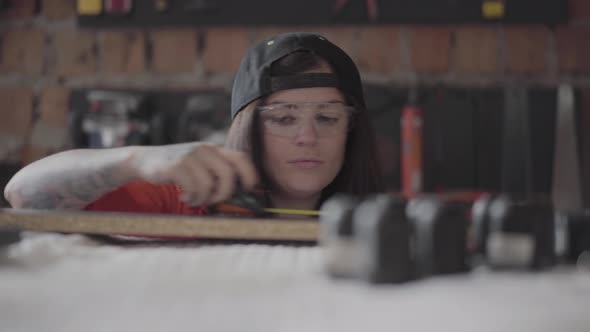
[231,32,365,119]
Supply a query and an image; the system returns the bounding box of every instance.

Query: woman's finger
[173,162,214,206]
[219,150,259,191]
[192,151,236,205]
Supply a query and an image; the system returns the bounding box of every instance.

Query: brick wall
[0,0,589,165]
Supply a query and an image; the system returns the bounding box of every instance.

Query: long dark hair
[225,51,383,204]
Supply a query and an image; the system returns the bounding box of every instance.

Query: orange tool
[401,92,424,198]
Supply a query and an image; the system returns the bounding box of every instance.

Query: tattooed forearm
[20,191,68,210]
[4,147,139,210]
[63,166,119,204]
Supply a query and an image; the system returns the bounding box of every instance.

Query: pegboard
[77,0,568,28]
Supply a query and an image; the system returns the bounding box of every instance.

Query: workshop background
[0,0,588,206]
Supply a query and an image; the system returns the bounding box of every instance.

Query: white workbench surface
[1,232,589,332]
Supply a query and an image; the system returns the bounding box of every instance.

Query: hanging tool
[105,0,133,14]
[501,85,532,200]
[401,89,423,198]
[71,91,150,149]
[552,84,584,213]
[333,0,379,21]
[154,0,169,12]
[184,0,219,12]
[482,0,505,19]
[584,97,590,210]
[77,0,103,15]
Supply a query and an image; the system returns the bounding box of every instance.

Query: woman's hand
[133,143,259,207]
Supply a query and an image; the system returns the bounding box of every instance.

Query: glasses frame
[256,101,357,138]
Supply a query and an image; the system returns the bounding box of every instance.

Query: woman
[4,32,382,215]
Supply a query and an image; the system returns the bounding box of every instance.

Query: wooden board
[0,209,319,242]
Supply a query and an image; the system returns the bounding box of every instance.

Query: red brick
[356,26,400,74]
[53,30,97,77]
[410,27,451,74]
[202,28,252,74]
[38,87,70,128]
[308,27,358,59]
[569,0,590,21]
[22,144,64,164]
[505,27,549,75]
[252,27,363,76]
[453,26,499,74]
[254,26,359,65]
[254,27,358,55]
[556,27,590,75]
[0,88,34,162]
[0,30,45,75]
[0,0,36,19]
[253,27,298,42]
[42,0,74,20]
[101,31,145,75]
[23,87,70,164]
[151,29,197,74]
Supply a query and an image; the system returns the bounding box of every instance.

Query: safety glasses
[257,102,356,138]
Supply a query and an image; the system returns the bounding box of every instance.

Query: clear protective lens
[258,102,355,138]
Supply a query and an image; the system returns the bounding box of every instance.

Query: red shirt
[84,180,208,215]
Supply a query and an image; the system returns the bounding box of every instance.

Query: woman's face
[261,86,349,200]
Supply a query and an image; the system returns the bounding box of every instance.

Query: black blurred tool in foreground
[321,193,471,284]
[321,192,590,284]
[0,227,20,248]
